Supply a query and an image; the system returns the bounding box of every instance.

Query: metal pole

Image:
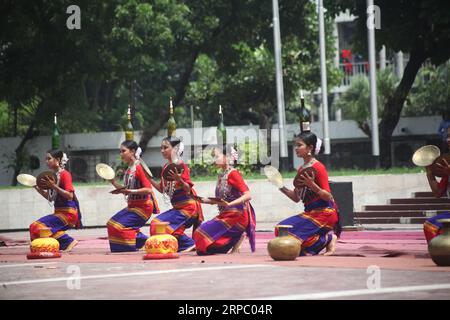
[367,0,380,160]
[318,0,330,155]
[272,0,288,165]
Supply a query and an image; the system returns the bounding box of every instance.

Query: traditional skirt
[423,212,450,243]
[29,201,81,251]
[107,198,157,252]
[277,207,338,256]
[150,192,203,252]
[193,203,256,255]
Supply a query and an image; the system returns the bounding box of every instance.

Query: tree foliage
[326,0,450,167]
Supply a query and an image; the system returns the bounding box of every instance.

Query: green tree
[326,0,450,167]
[404,63,450,116]
[335,68,398,136]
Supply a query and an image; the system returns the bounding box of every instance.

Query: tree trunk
[137,10,238,153]
[11,100,44,186]
[379,45,427,168]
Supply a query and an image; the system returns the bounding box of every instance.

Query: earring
[307,151,312,156]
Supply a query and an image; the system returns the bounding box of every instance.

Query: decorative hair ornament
[135,147,142,160]
[61,153,69,169]
[175,141,184,158]
[230,146,239,162]
[315,138,323,155]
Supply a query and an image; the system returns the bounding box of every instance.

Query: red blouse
[59,170,74,192]
[227,170,249,193]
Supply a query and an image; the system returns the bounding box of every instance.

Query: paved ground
[1,227,450,300]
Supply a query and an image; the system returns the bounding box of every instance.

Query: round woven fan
[412,145,440,167]
[17,174,37,187]
[263,165,284,188]
[96,163,115,180]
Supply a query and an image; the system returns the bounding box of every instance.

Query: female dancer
[423,126,450,243]
[107,140,160,252]
[148,136,203,252]
[193,145,256,255]
[30,150,82,252]
[276,131,340,256]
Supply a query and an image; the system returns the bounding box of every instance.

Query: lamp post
[272,0,289,171]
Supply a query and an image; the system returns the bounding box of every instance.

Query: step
[354,210,448,218]
[413,192,435,198]
[363,203,450,211]
[354,217,428,224]
[390,198,450,204]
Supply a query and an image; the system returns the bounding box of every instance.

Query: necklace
[217,167,234,200]
[302,157,315,169]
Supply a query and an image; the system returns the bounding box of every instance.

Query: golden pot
[428,219,450,266]
[267,225,301,261]
[30,238,60,253]
[145,222,178,255]
[27,228,61,259]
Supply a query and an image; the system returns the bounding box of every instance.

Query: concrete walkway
[1,227,449,300]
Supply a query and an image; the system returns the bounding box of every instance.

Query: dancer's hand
[218,199,230,207]
[110,187,127,195]
[434,159,450,176]
[297,171,315,189]
[41,176,56,189]
[167,167,182,183]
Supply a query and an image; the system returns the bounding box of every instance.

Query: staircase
[354,192,450,225]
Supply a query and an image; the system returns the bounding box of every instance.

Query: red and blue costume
[29,170,82,251]
[193,168,256,255]
[423,174,450,243]
[150,161,203,252]
[107,162,159,252]
[276,161,339,256]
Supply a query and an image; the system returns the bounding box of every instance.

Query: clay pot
[27,228,61,259]
[144,222,179,259]
[428,219,450,266]
[267,225,301,261]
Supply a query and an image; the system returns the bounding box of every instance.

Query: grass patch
[0,167,425,189]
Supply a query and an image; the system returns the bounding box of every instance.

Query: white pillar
[318,0,330,155]
[272,0,288,159]
[367,0,380,157]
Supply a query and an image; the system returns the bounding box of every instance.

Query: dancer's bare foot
[180,244,196,253]
[64,240,79,252]
[322,234,337,256]
[230,234,246,254]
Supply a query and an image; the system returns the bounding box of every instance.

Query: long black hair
[295,131,323,155]
[47,149,64,161]
[121,140,139,153]
[212,144,238,166]
[47,149,68,169]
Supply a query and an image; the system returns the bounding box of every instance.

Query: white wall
[0,173,428,231]
[0,116,440,186]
